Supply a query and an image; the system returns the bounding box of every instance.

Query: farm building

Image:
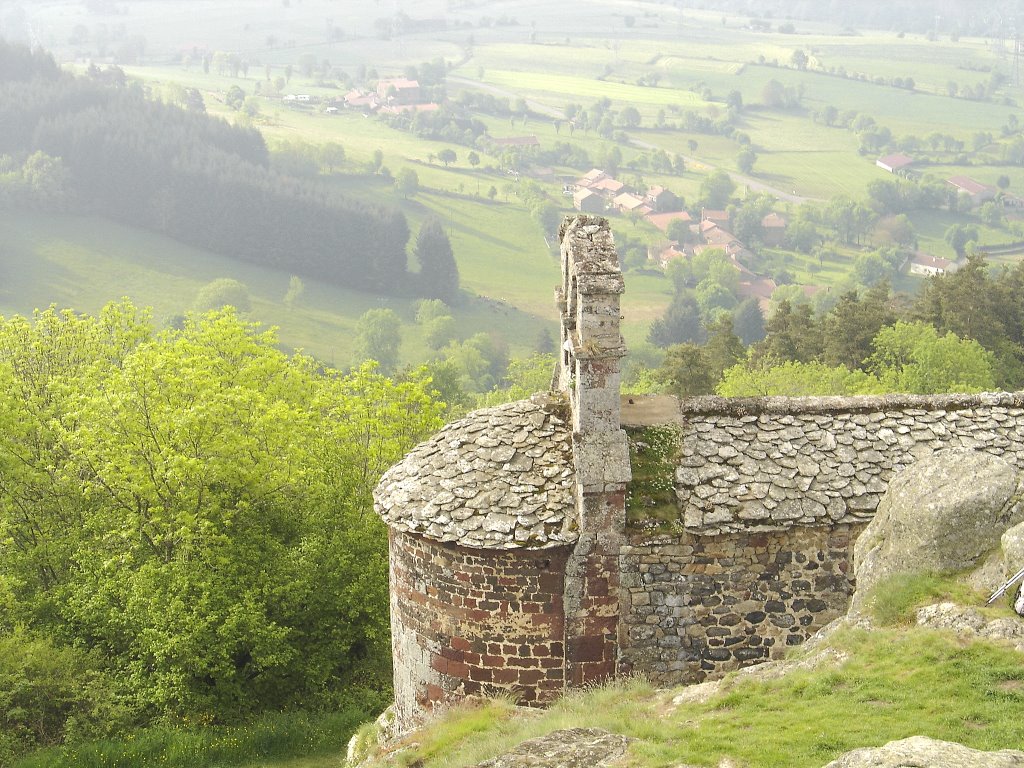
[876,154,915,174]
[947,176,997,208]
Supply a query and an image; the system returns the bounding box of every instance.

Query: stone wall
[619,525,858,683]
[389,530,569,729]
[623,392,1024,535]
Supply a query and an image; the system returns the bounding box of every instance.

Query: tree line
[648,254,1024,398]
[0,41,412,295]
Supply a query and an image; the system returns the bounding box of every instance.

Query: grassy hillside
[0,209,559,367]
[355,624,1024,768]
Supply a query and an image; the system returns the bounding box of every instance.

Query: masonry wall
[619,525,857,683]
[389,530,569,729]
[624,392,1024,535]
[617,391,1024,684]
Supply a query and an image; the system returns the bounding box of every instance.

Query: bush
[192,278,251,313]
[0,628,127,763]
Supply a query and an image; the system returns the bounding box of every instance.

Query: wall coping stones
[622,391,1024,424]
[373,392,577,550]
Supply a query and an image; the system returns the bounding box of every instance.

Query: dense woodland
[0,43,412,294]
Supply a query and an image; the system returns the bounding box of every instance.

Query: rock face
[916,602,1024,650]
[852,449,1024,610]
[472,728,631,768]
[823,736,1024,767]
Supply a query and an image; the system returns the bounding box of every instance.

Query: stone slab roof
[373,394,577,549]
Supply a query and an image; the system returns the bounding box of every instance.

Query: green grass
[12,707,374,768]
[367,626,1024,768]
[0,209,558,367]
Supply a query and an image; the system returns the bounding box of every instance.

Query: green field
[13,0,1024,366]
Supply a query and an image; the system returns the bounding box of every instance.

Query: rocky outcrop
[916,602,1024,650]
[823,736,1024,767]
[373,394,575,549]
[472,728,631,768]
[852,449,1024,610]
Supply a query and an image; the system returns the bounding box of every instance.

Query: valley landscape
[1,1,1024,766]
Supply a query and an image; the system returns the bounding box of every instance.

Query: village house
[947,176,997,208]
[644,210,692,233]
[376,77,421,105]
[761,212,788,246]
[876,153,915,174]
[612,192,652,216]
[573,187,605,213]
[908,252,953,277]
[701,208,730,229]
[645,185,681,213]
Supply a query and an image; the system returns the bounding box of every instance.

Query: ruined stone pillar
[556,216,631,687]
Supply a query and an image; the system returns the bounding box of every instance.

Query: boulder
[472,728,630,768]
[852,449,1024,612]
[823,736,1024,767]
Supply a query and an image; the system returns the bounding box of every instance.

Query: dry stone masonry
[624,392,1024,534]
[372,215,1024,730]
[375,395,575,549]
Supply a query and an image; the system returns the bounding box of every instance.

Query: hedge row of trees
[0,41,412,294]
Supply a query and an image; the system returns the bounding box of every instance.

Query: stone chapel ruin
[373,215,1024,731]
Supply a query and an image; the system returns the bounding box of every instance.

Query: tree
[437,148,457,167]
[868,321,995,393]
[618,106,642,128]
[415,218,460,304]
[733,298,766,346]
[790,49,808,69]
[193,278,251,313]
[0,303,444,736]
[467,151,480,168]
[736,146,757,175]
[396,168,419,198]
[656,343,713,396]
[283,275,305,310]
[647,293,704,348]
[699,169,735,209]
[718,359,882,396]
[944,223,979,258]
[352,308,402,372]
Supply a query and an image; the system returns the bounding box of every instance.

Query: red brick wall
[389,530,570,729]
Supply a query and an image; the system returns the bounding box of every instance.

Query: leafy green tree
[437,148,457,167]
[415,298,450,325]
[943,223,978,258]
[699,169,735,209]
[656,343,713,396]
[718,360,883,397]
[0,303,444,738]
[283,275,305,310]
[868,321,995,393]
[820,282,895,369]
[424,315,457,349]
[736,146,757,175]
[415,218,460,304]
[467,151,480,168]
[396,167,419,198]
[352,308,402,372]
[193,278,252,313]
[754,299,822,364]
